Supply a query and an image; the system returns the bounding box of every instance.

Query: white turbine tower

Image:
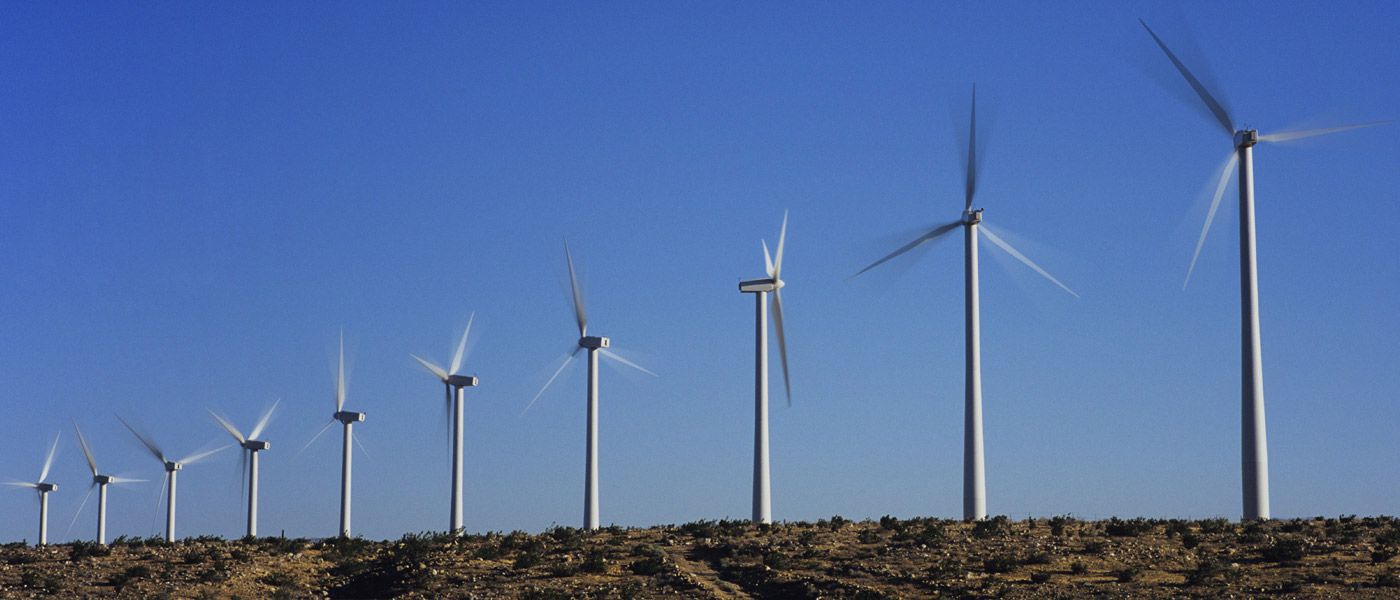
[119,416,228,542]
[850,87,1078,521]
[208,400,279,538]
[69,421,143,545]
[411,313,479,535]
[524,239,656,530]
[300,333,367,537]
[3,432,61,546]
[738,212,791,524]
[1139,19,1391,521]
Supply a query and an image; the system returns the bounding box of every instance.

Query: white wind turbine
[738,212,791,524]
[208,400,279,538]
[410,314,479,535]
[524,239,656,530]
[118,416,229,542]
[850,87,1078,521]
[300,333,368,537]
[3,432,61,546]
[69,421,144,545]
[1139,19,1391,521]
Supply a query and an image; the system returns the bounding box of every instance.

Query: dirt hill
[2,515,1399,599]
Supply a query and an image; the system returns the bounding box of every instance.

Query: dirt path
[666,545,751,600]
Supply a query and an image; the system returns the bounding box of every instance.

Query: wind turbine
[738,211,791,524]
[410,314,479,535]
[300,333,367,537]
[70,421,144,545]
[850,87,1078,521]
[3,432,61,546]
[208,400,279,538]
[1139,19,1391,521]
[118,416,228,542]
[524,239,656,530]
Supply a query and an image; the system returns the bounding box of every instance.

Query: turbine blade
[248,398,279,441]
[2,482,40,488]
[847,222,961,280]
[118,415,166,464]
[599,348,657,376]
[150,472,169,537]
[73,420,99,477]
[771,289,792,406]
[207,409,246,444]
[772,210,788,281]
[63,485,97,541]
[564,238,588,337]
[523,352,579,416]
[411,354,449,381]
[1258,120,1393,143]
[337,332,347,412]
[38,431,60,483]
[762,240,773,277]
[966,84,977,210]
[1139,19,1234,136]
[351,431,371,460]
[450,312,474,375]
[180,444,232,465]
[1185,151,1239,289]
[109,477,147,484]
[295,420,337,460]
[240,449,248,500]
[979,225,1080,298]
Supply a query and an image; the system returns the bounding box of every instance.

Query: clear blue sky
[2,1,1396,542]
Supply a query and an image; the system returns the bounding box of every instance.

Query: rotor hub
[165,462,182,472]
[1234,129,1258,148]
[579,336,609,349]
[963,208,983,226]
[37,483,57,492]
[244,440,271,451]
[94,475,113,485]
[447,374,479,388]
[334,411,366,424]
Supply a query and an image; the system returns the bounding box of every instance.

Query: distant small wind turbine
[69,421,144,545]
[525,239,656,530]
[850,86,1078,521]
[119,416,228,542]
[411,314,479,536]
[1139,18,1391,520]
[738,211,791,524]
[300,333,367,537]
[3,432,61,546]
[208,400,279,538]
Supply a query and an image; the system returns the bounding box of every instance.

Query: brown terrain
[2,515,1399,599]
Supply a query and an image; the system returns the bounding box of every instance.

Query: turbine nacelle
[447,374,479,388]
[243,440,271,451]
[963,209,984,226]
[36,483,57,493]
[334,411,366,424]
[579,335,609,350]
[93,475,114,485]
[165,462,182,472]
[1234,129,1259,148]
[738,278,784,293]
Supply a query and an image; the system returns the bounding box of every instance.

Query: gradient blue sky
[2,1,1397,543]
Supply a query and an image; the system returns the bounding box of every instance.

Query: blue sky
[1,1,1396,543]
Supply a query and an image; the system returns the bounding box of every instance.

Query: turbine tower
[1139,19,1391,520]
[738,211,791,524]
[3,432,61,546]
[208,400,279,538]
[119,416,228,542]
[524,239,656,530]
[850,87,1078,521]
[71,421,143,545]
[411,313,479,535]
[301,333,367,537]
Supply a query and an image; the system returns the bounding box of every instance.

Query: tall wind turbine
[208,400,279,538]
[118,416,228,542]
[70,421,143,545]
[1139,19,1391,521]
[738,212,791,524]
[3,432,61,546]
[411,314,479,535]
[300,333,367,537]
[850,87,1079,521]
[524,239,656,530]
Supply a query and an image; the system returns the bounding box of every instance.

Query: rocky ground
[2,515,1399,599]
